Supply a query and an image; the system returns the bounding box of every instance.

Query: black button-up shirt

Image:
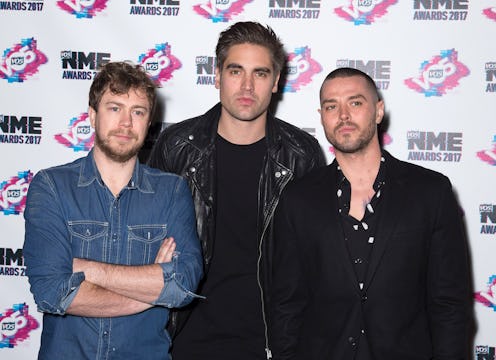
[336,155,386,359]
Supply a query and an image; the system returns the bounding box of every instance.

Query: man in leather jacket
[147,21,326,360]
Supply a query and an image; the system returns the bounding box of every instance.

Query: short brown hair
[89,61,157,113]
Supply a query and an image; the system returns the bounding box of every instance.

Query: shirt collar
[78,149,154,193]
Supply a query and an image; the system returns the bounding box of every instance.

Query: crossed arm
[67,237,176,317]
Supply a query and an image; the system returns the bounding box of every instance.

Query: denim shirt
[23,150,203,360]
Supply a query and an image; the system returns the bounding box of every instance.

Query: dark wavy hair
[215,21,286,75]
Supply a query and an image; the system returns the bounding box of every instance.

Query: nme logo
[480,204,496,224]
[0,115,41,135]
[407,131,462,162]
[61,51,110,70]
[407,131,462,151]
[269,0,321,7]
[485,62,496,92]
[196,56,215,74]
[413,0,468,9]
[475,345,495,360]
[336,59,390,90]
[480,204,496,235]
[195,56,216,86]
[0,248,23,266]
[486,62,496,80]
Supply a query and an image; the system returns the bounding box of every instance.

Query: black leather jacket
[147,103,326,358]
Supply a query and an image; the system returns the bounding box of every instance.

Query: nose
[241,74,254,92]
[119,111,133,128]
[339,106,350,121]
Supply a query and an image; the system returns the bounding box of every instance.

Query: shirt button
[348,336,356,346]
[281,170,287,176]
[275,171,281,178]
[103,331,108,336]
[353,258,363,264]
[188,134,194,140]
[361,294,368,302]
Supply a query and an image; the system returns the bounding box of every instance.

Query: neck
[335,144,382,188]
[217,112,266,145]
[93,147,137,197]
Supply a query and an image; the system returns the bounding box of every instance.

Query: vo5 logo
[0,38,47,83]
[405,49,469,97]
[57,0,108,18]
[193,0,253,22]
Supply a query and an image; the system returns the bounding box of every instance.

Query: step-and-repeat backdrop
[1,1,495,358]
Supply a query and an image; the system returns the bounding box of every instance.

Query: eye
[323,104,336,111]
[132,109,147,117]
[110,106,120,112]
[255,71,268,78]
[230,69,241,76]
[350,101,362,107]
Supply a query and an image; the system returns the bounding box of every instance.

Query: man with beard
[269,67,471,360]
[147,22,325,359]
[23,61,203,360]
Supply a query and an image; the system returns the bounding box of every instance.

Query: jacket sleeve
[23,171,85,315]
[311,138,327,169]
[269,190,307,360]
[153,177,203,308]
[294,136,327,181]
[427,177,470,359]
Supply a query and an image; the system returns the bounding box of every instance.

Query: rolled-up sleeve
[23,171,84,315]
[152,177,203,307]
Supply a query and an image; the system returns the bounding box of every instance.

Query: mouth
[336,123,357,135]
[237,96,255,106]
[111,132,137,142]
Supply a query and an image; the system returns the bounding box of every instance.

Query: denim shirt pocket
[126,224,167,265]
[68,221,109,261]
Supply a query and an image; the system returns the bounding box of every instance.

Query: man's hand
[155,237,176,264]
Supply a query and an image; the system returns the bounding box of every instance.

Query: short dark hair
[320,67,381,103]
[215,21,286,75]
[89,61,157,113]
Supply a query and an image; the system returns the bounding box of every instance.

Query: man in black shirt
[269,67,471,360]
[147,21,325,359]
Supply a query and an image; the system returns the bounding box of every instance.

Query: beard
[94,130,143,163]
[326,120,377,154]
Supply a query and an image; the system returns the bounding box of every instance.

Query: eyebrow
[104,101,149,111]
[225,63,272,74]
[321,93,367,106]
